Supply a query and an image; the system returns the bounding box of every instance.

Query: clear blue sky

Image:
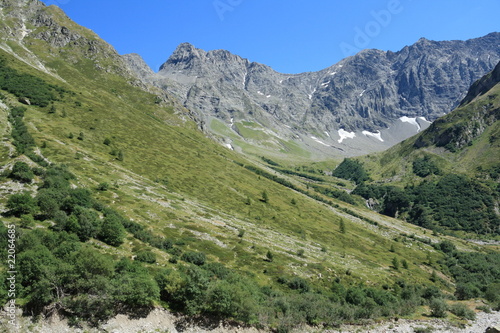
[43,0,500,74]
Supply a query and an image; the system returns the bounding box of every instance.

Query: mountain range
[0,0,499,331]
[125,33,500,157]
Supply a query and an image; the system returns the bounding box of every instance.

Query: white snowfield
[337,129,356,143]
[399,116,420,130]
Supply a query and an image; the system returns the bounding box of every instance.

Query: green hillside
[0,1,498,331]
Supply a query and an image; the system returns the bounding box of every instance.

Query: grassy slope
[0,4,493,309]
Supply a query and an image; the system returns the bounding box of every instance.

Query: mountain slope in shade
[125,34,500,158]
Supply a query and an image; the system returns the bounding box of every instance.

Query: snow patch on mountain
[338,129,356,143]
[399,116,421,131]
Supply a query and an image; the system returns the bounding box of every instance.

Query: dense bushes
[6,163,127,248]
[8,106,35,154]
[412,156,441,177]
[332,159,369,184]
[9,161,35,183]
[0,57,66,107]
[0,229,159,325]
[353,174,500,234]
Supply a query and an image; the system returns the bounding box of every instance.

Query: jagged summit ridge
[123,33,500,157]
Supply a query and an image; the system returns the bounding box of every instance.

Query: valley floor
[2,307,499,333]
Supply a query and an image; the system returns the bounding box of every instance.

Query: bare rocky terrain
[2,307,499,333]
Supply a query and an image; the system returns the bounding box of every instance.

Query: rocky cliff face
[0,0,140,82]
[414,60,500,151]
[125,33,500,157]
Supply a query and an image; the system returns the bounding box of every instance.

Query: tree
[266,250,274,262]
[392,257,400,270]
[113,272,160,308]
[6,192,37,217]
[10,161,34,183]
[97,182,109,191]
[429,298,448,318]
[72,207,101,242]
[98,214,125,247]
[339,219,346,234]
[135,250,157,264]
[332,158,369,184]
[181,251,206,266]
[103,138,111,146]
[261,190,269,203]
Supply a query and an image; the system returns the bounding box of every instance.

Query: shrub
[332,158,369,184]
[476,305,491,313]
[96,182,109,191]
[181,251,206,266]
[345,287,366,305]
[10,161,34,183]
[113,272,160,308]
[449,303,475,320]
[392,257,400,270]
[261,190,269,203]
[20,214,35,228]
[429,298,448,318]
[455,283,480,300]
[413,156,441,177]
[287,277,310,293]
[266,250,274,262]
[98,214,125,247]
[72,206,101,242]
[36,190,60,219]
[135,250,156,264]
[6,192,37,217]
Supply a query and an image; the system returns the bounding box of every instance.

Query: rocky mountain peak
[122,53,155,77]
[159,43,205,71]
[127,33,500,157]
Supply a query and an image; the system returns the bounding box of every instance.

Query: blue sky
[44,0,500,74]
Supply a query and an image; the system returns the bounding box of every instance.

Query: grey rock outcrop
[125,33,500,157]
